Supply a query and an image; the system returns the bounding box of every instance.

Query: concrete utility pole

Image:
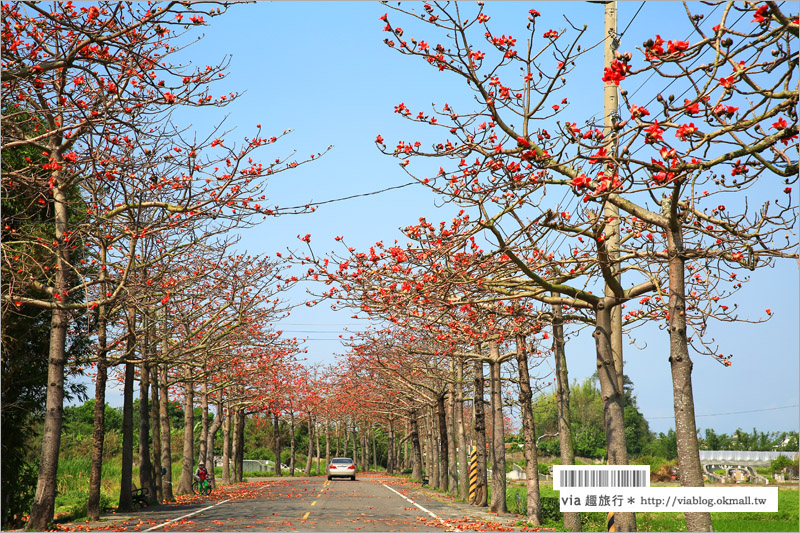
[603,0,625,402]
[603,8,638,533]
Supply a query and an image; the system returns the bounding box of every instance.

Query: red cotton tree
[1,2,326,528]
[377,2,797,531]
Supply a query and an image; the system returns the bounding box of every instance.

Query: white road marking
[143,498,233,531]
[143,482,272,532]
[381,482,460,531]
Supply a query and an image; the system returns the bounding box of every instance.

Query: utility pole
[603,7,637,532]
[603,0,625,403]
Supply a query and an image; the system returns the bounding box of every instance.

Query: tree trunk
[404,423,410,471]
[488,345,507,514]
[222,401,231,485]
[437,393,449,491]
[138,358,155,501]
[427,408,438,488]
[594,302,635,531]
[372,426,378,472]
[118,309,137,511]
[235,409,245,482]
[151,364,163,502]
[553,300,581,531]
[315,421,321,475]
[447,373,459,496]
[87,300,108,521]
[159,363,174,501]
[387,418,395,474]
[516,335,541,525]
[456,358,469,501]
[472,358,488,507]
[325,422,331,468]
[409,409,424,482]
[360,425,366,470]
[361,425,369,471]
[354,423,358,463]
[273,413,282,476]
[177,379,194,494]
[198,377,209,466]
[667,226,713,532]
[27,184,69,531]
[372,424,378,472]
[354,425,360,465]
[232,407,243,483]
[304,416,314,476]
[289,411,296,476]
[206,393,223,488]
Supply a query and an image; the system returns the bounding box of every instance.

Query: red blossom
[644,120,664,144]
[675,122,698,140]
[602,59,631,85]
[718,75,735,89]
[588,148,607,165]
[667,40,689,54]
[751,4,770,23]
[712,104,738,118]
[771,117,788,130]
[571,173,591,189]
[630,104,650,119]
[684,99,700,115]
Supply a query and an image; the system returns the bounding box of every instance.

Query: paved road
[61,473,521,532]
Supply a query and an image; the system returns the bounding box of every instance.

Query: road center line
[143,498,233,531]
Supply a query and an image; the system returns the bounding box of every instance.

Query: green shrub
[2,459,38,528]
[539,496,561,524]
[769,455,798,474]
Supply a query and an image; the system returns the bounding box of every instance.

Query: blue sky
[98,2,798,436]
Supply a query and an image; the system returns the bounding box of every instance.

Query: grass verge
[507,483,798,532]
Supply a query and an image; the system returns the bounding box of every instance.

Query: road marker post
[468,445,478,502]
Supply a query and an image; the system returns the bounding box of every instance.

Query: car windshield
[331,458,352,464]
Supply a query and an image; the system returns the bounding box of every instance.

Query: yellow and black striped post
[468,445,478,502]
[606,511,615,531]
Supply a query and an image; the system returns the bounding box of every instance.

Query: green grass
[54,456,183,522]
[506,483,799,532]
[54,456,126,521]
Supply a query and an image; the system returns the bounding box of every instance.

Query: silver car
[327,457,357,481]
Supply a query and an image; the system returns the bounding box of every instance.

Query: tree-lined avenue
[61,475,511,532]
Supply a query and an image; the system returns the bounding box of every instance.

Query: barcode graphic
[554,466,650,489]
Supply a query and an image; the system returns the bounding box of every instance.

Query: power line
[649,404,799,420]
[618,1,646,38]
[278,181,416,212]
[276,323,362,326]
